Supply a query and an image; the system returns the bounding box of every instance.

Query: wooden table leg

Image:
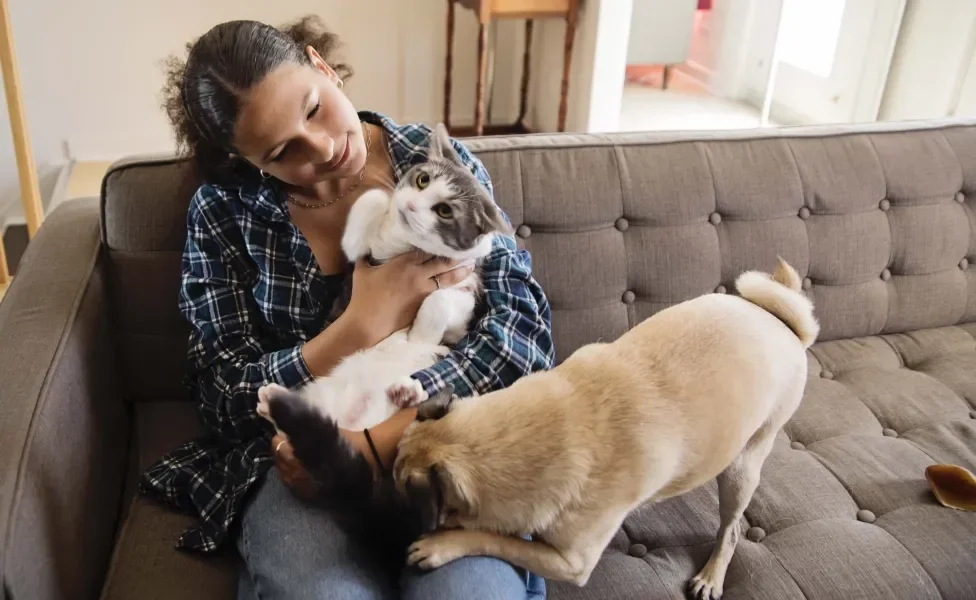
[474,20,489,136]
[0,0,42,237]
[557,0,579,132]
[517,19,533,127]
[444,0,455,129]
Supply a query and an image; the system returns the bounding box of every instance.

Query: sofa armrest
[0,198,129,600]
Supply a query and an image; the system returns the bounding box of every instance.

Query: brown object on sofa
[926,464,976,512]
[1,120,975,600]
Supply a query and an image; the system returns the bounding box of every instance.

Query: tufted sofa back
[101,120,976,402]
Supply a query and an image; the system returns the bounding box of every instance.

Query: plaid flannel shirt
[139,111,554,552]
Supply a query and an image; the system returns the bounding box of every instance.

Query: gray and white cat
[258,123,510,431]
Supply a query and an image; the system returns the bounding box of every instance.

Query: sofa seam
[755,541,812,600]
[872,523,946,599]
[0,235,103,578]
[610,145,633,330]
[865,135,895,336]
[698,142,723,290]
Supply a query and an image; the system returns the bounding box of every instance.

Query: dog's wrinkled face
[394,387,474,533]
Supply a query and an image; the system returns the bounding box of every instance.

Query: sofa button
[615,217,629,232]
[821,370,834,379]
[516,225,531,238]
[622,290,636,305]
[882,428,898,438]
[629,543,648,558]
[857,509,876,523]
[790,441,805,451]
[746,527,766,542]
[715,285,727,294]
[802,277,812,291]
[709,212,722,225]
[969,410,976,419]
[798,206,811,220]
[881,268,891,281]
[960,258,969,270]
[956,192,965,203]
[879,199,891,212]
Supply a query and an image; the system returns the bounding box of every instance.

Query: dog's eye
[415,171,431,190]
[434,203,453,219]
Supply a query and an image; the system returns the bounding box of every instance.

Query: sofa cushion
[101,122,976,403]
[99,402,237,600]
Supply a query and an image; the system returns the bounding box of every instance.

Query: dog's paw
[406,533,462,570]
[687,572,723,600]
[387,377,428,409]
[256,383,288,423]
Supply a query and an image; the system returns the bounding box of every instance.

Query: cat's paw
[387,377,429,408]
[256,383,288,424]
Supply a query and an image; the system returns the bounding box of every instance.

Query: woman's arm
[180,187,316,443]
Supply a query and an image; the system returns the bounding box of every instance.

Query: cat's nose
[406,201,417,212]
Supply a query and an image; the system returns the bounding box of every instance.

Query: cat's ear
[429,123,462,163]
[479,198,514,237]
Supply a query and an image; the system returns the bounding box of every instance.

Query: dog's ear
[416,385,456,422]
[404,460,474,533]
[404,464,447,533]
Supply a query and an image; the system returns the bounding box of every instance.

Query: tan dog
[394,258,819,600]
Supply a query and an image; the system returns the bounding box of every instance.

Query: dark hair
[162,16,352,183]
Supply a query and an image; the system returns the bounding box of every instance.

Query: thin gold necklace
[287,122,372,209]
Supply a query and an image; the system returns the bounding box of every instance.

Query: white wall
[0,0,526,222]
[625,0,695,65]
[956,46,976,116]
[524,0,632,133]
[878,0,976,120]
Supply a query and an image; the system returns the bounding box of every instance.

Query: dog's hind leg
[688,427,777,600]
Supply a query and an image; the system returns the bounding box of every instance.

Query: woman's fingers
[431,262,475,290]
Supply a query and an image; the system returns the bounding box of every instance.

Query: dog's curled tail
[735,257,820,349]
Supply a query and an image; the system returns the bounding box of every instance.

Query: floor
[618,83,768,133]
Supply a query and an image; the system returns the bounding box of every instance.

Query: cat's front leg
[409,288,476,345]
[341,188,390,261]
[386,376,429,409]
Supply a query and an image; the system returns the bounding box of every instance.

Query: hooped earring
[260,169,272,179]
[337,79,344,90]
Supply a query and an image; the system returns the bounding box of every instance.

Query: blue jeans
[236,470,546,600]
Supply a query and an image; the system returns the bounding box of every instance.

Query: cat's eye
[434,203,453,219]
[415,171,431,190]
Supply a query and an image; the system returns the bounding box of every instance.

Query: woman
[140,16,554,600]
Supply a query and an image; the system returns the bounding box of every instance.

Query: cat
[257,122,510,433]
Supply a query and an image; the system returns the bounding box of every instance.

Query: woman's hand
[342,250,474,346]
[271,433,319,499]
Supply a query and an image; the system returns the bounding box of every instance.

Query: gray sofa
[2,119,975,600]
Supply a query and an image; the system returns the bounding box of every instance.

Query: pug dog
[394,257,819,600]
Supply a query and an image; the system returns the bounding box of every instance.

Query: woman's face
[234,47,365,188]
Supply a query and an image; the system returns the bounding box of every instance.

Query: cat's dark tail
[264,388,423,565]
